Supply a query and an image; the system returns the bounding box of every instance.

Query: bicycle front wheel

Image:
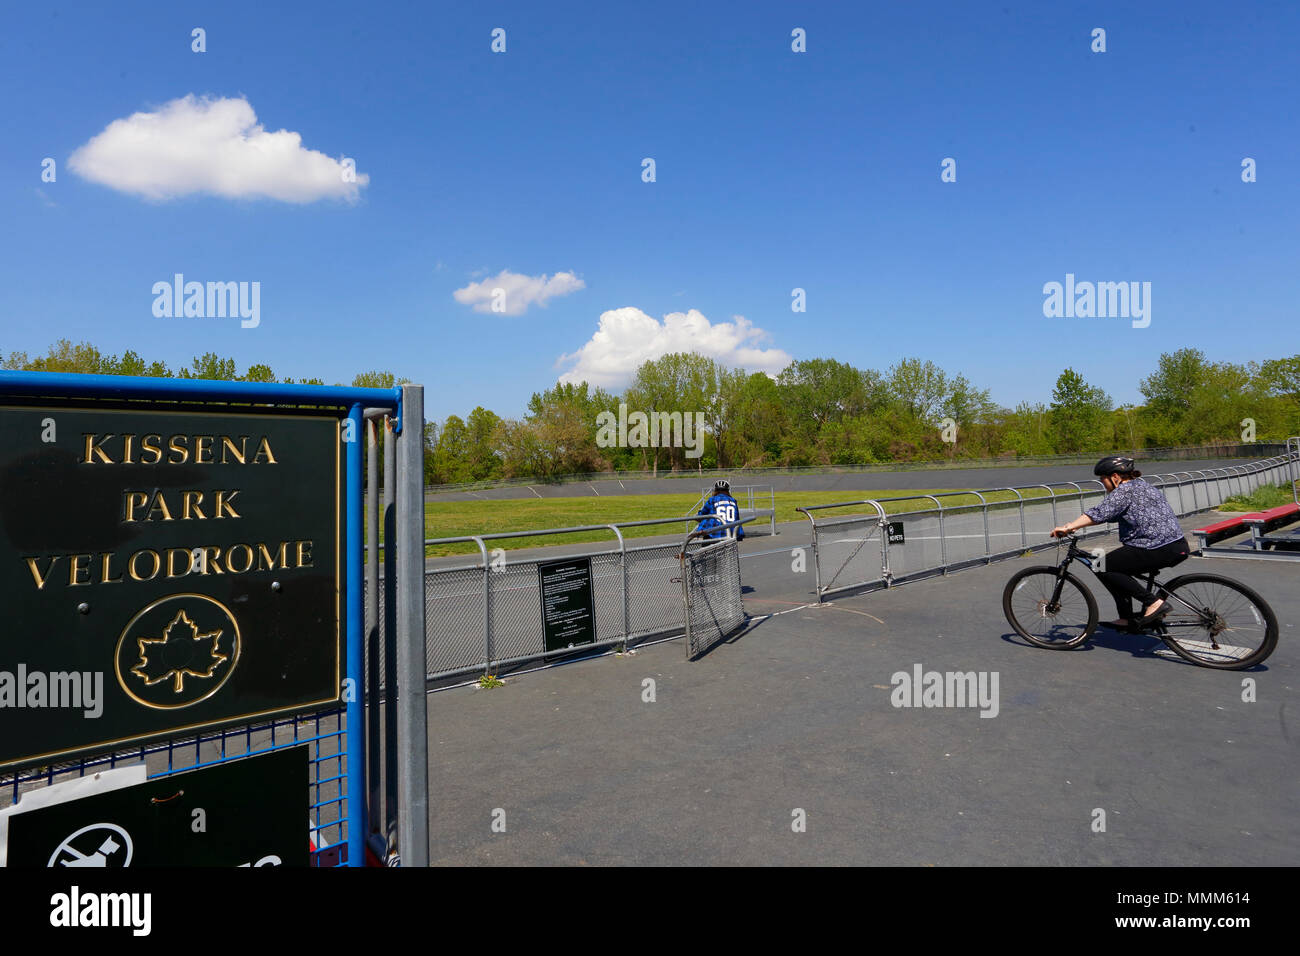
[1003,567,1098,649]
[1159,574,1278,669]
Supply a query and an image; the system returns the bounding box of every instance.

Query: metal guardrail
[402,514,752,682]
[796,448,1300,601]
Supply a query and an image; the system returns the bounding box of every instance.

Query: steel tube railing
[793,445,1300,600]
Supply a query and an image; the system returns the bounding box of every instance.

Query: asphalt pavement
[423,513,1299,865]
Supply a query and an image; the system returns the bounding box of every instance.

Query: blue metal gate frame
[0,370,403,867]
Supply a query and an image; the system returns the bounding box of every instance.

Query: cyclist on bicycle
[1050,456,1191,630]
[697,479,744,541]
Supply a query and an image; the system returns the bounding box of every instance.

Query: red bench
[1193,513,1248,549]
[1243,502,1300,550]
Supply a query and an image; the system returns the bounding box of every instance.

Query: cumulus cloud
[557,308,793,387]
[453,269,585,315]
[67,95,368,202]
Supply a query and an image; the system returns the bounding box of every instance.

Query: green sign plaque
[0,404,344,770]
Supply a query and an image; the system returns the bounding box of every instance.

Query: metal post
[382,415,398,860]
[1290,438,1299,505]
[608,525,629,645]
[395,385,429,868]
[679,543,693,657]
[364,416,381,855]
[959,490,990,561]
[345,404,366,867]
[1013,488,1026,549]
[481,536,493,672]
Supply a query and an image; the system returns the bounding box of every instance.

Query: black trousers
[1096,537,1191,617]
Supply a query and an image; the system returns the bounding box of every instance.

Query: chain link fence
[681,536,745,659]
[369,516,733,683]
[799,449,1299,600]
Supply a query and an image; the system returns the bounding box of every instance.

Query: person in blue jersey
[697,479,744,540]
[1050,455,1191,631]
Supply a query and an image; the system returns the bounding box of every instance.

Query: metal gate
[680,524,746,659]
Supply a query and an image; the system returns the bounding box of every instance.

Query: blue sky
[3,0,1297,422]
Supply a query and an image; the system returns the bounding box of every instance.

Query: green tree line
[5,339,1298,485]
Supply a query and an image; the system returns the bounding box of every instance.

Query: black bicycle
[1002,533,1278,669]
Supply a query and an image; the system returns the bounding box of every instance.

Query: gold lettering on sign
[78,433,276,465]
[226,544,254,573]
[166,548,192,578]
[257,542,288,570]
[82,433,115,464]
[202,546,225,574]
[128,550,162,581]
[123,492,148,522]
[215,490,241,518]
[182,491,206,520]
[24,556,61,590]
[146,491,174,522]
[140,434,163,465]
[68,553,92,587]
[296,540,314,568]
[221,436,247,464]
[100,552,123,584]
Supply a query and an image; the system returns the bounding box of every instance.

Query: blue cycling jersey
[697,493,744,540]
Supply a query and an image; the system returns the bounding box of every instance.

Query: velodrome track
[422,510,1299,866]
[426,457,1255,502]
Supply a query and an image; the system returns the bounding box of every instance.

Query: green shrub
[1219,483,1296,512]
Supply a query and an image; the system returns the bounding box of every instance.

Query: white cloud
[557,307,793,387]
[67,95,368,202]
[453,269,585,316]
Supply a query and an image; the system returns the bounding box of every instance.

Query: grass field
[1218,482,1298,513]
[413,487,1059,557]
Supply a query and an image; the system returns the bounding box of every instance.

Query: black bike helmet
[713,479,730,493]
[1093,455,1136,477]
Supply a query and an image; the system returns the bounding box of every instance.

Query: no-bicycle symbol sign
[0,404,345,770]
[5,746,307,867]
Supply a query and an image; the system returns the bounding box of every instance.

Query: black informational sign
[538,557,597,652]
[0,404,344,770]
[887,521,906,544]
[5,745,307,867]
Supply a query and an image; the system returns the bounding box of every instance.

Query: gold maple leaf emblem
[130,609,227,694]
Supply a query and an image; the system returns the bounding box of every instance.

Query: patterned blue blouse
[1084,478,1185,549]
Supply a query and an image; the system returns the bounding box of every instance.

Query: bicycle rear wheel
[1157,573,1278,669]
[1003,567,1098,649]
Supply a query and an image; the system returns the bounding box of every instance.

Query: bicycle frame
[1050,534,1206,627]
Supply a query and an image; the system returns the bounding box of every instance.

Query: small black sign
[0,404,343,770]
[5,746,308,867]
[887,521,906,544]
[538,557,597,652]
